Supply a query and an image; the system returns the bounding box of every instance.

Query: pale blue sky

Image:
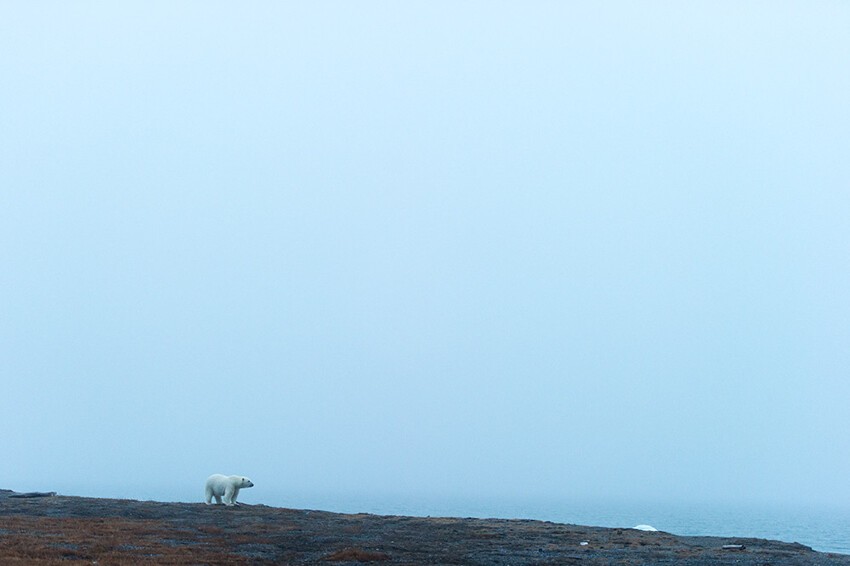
[2,1,849,510]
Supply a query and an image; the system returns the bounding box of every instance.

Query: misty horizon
[3,1,849,519]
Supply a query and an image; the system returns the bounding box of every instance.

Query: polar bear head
[239,477,254,488]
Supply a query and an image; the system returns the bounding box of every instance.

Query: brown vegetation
[0,516,250,565]
[324,547,391,562]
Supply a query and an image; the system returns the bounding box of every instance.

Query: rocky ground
[1,489,848,565]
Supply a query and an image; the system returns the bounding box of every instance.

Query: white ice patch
[633,524,659,532]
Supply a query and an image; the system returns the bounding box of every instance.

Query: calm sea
[268,493,850,555]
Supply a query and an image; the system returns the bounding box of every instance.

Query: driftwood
[7,492,57,499]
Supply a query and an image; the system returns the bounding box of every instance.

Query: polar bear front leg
[223,485,236,506]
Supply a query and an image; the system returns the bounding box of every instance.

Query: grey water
[269,492,850,555]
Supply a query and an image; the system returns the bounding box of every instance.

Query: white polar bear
[205,474,254,506]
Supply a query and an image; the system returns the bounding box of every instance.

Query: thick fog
[2,2,849,513]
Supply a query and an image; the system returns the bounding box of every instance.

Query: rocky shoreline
[1,489,848,564]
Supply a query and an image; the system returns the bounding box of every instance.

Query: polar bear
[205,474,254,506]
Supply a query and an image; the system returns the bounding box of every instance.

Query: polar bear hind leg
[204,483,223,505]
